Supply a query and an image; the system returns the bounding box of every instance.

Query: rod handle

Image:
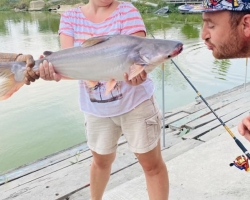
[234,138,250,159]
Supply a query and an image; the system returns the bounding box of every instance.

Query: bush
[0,0,31,10]
[0,0,51,10]
[133,2,156,14]
[0,6,11,11]
[134,1,179,14]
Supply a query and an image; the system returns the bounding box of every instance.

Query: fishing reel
[229,155,250,172]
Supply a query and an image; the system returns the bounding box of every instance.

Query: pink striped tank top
[58,2,155,117]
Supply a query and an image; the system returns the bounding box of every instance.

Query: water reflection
[181,24,200,39]
[0,12,61,59]
[0,11,60,34]
[212,59,231,80]
[143,15,172,34]
[151,62,188,91]
[37,12,61,33]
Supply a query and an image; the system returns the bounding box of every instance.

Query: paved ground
[103,126,250,200]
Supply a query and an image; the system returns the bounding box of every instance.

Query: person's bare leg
[135,141,169,200]
[90,151,116,200]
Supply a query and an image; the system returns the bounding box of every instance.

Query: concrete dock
[1,83,250,200]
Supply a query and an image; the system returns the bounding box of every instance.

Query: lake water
[0,11,249,174]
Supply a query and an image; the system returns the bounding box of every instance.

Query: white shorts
[84,96,162,154]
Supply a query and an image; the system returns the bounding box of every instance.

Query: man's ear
[242,14,250,37]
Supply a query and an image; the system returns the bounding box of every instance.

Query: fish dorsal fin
[81,36,111,48]
[43,51,53,56]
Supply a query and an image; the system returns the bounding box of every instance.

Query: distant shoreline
[1,0,176,14]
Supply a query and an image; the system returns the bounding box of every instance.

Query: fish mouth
[168,44,183,58]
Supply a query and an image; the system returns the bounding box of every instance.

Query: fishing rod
[171,59,250,163]
[148,30,250,170]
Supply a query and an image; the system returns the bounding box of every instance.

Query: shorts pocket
[145,112,161,144]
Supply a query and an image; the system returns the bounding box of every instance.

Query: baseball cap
[179,0,250,13]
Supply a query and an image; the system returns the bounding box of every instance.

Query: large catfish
[0,35,183,100]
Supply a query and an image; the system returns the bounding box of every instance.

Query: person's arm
[123,31,147,86]
[238,116,250,142]
[0,53,34,64]
[121,3,147,86]
[0,53,21,62]
[60,33,74,49]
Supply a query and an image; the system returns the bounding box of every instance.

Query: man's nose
[201,24,209,41]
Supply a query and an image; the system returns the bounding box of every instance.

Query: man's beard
[213,31,249,59]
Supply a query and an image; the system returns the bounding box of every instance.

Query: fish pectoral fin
[128,64,145,80]
[81,36,111,48]
[105,79,116,96]
[85,80,99,88]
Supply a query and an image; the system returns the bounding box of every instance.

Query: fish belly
[47,50,131,81]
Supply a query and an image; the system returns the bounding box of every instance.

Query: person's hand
[15,54,34,65]
[124,70,147,86]
[15,54,38,85]
[238,115,250,142]
[39,60,61,82]
[20,54,39,85]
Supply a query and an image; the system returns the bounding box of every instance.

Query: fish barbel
[0,35,183,100]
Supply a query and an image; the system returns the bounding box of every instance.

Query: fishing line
[147,32,166,147]
[171,59,250,160]
[147,30,250,162]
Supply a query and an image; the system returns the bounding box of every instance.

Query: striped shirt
[58,1,155,117]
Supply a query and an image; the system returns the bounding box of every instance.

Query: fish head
[135,38,183,73]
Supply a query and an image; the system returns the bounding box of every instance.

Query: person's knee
[140,158,166,175]
[135,145,166,176]
[92,151,116,169]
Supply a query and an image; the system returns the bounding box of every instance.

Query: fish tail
[0,62,26,100]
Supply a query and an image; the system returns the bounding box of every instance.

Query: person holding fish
[25,0,169,199]
[196,0,250,142]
